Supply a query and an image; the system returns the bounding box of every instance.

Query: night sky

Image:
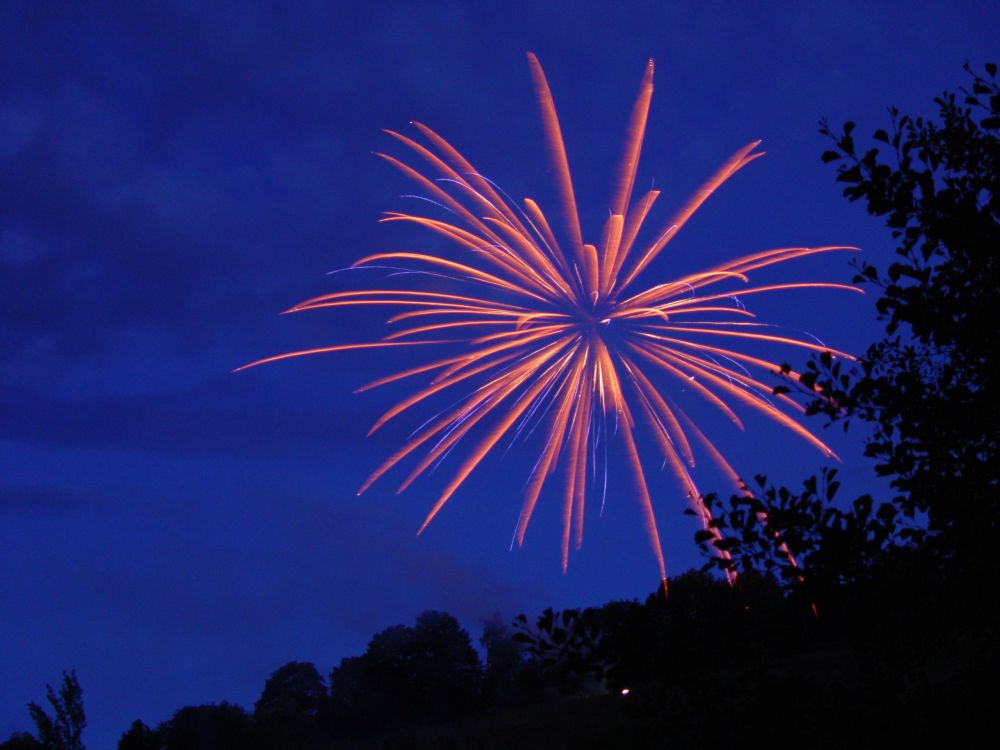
[2,2,997,746]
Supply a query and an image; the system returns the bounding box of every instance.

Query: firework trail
[239,54,860,589]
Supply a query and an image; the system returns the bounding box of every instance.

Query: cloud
[0,483,114,515]
[0,4,381,375]
[0,372,374,458]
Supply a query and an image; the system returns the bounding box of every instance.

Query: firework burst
[239,54,859,588]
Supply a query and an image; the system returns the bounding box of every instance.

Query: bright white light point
[621,688,630,696]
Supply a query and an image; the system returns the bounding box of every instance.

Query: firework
[239,54,859,587]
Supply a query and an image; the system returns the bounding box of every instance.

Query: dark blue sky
[2,1,996,746]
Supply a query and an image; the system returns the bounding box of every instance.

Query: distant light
[621,688,630,696]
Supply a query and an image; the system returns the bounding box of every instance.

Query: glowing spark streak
[430,327,570,382]
[234,341,445,373]
[352,252,550,301]
[641,325,856,359]
[599,214,625,299]
[506,361,566,450]
[613,189,660,283]
[288,290,524,316]
[472,323,572,345]
[239,52,861,582]
[383,129,506,222]
[618,403,668,589]
[678,410,798,584]
[382,320,514,342]
[522,197,576,288]
[484,217,573,299]
[515,350,586,545]
[612,59,654,219]
[627,341,745,428]
[366,349,526,434]
[625,367,700,504]
[416,346,576,534]
[617,142,764,293]
[619,355,695,465]
[358,339,568,496]
[527,52,584,258]
[410,121,541,243]
[619,271,750,308]
[652,281,863,309]
[562,375,590,569]
[635,334,812,387]
[660,346,803,413]
[646,343,839,459]
[378,211,558,297]
[572,380,593,551]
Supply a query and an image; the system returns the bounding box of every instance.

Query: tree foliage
[0,734,43,750]
[512,606,617,694]
[116,721,158,750]
[252,661,328,750]
[700,62,1000,596]
[156,703,255,750]
[328,610,482,734]
[812,61,1000,566]
[479,613,525,706]
[696,470,925,609]
[27,671,85,750]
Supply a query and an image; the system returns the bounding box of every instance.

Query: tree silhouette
[699,62,1000,596]
[811,61,1000,572]
[156,703,255,750]
[697,468,914,609]
[0,734,43,750]
[252,661,328,750]
[479,613,525,706]
[116,721,158,750]
[27,671,85,750]
[328,610,482,734]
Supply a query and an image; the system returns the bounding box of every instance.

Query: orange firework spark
[239,54,860,589]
